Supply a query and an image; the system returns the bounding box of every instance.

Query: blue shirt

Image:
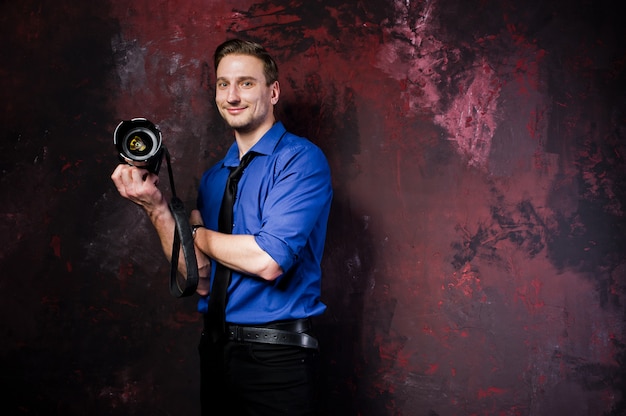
[196,122,333,325]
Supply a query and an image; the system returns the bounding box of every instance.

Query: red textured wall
[1,1,625,415]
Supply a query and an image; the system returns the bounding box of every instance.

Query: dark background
[1,0,625,415]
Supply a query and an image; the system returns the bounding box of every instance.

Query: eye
[241,81,254,88]
[217,81,228,89]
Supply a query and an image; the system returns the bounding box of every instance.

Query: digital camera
[113,118,163,174]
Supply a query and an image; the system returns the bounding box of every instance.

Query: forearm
[194,228,282,281]
[145,199,212,289]
[111,164,210,294]
[144,198,188,274]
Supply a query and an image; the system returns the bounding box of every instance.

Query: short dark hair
[214,39,279,85]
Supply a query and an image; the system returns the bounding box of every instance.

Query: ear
[270,81,280,105]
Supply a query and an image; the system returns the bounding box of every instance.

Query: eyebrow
[216,76,259,83]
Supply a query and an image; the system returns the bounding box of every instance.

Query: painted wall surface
[1,0,625,415]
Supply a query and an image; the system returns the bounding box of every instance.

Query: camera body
[113,118,163,174]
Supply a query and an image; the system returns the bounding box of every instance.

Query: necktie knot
[218,152,257,233]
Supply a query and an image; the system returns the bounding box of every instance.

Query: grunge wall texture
[1,1,625,415]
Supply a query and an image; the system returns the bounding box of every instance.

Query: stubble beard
[222,111,262,134]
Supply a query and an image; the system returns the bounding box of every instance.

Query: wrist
[146,198,171,223]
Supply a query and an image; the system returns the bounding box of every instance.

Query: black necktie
[206,152,257,342]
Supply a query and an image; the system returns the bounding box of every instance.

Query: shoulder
[271,137,329,183]
[274,130,328,167]
[201,158,225,177]
[199,157,228,190]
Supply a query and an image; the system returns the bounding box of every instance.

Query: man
[111,39,333,415]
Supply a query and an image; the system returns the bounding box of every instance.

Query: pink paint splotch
[434,59,502,168]
[375,0,503,169]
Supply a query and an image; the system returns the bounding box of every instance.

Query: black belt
[225,318,318,349]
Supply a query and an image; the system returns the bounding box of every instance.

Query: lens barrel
[114,118,163,173]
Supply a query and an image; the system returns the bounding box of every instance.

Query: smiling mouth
[225,108,246,116]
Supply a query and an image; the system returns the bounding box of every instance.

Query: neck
[234,118,276,158]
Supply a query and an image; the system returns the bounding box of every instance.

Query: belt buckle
[229,325,243,342]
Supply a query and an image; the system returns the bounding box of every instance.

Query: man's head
[213,39,281,138]
[214,39,278,86]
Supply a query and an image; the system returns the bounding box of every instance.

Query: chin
[228,121,253,131]
[229,120,263,134]
[222,114,249,128]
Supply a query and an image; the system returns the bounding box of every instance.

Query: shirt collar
[222,121,286,168]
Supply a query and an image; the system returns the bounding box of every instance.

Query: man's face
[215,54,279,134]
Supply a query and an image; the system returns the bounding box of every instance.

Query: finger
[112,180,128,198]
[111,164,130,197]
[128,166,146,183]
[190,209,204,225]
[111,164,122,179]
[144,172,159,187]
[110,163,128,183]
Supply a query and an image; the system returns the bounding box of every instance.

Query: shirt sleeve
[254,142,332,273]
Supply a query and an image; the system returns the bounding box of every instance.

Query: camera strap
[163,147,199,297]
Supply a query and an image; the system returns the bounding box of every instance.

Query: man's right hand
[110,164,166,214]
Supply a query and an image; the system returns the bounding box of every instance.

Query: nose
[226,84,240,103]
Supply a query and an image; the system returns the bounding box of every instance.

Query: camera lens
[122,127,158,160]
[114,118,163,172]
[129,134,148,152]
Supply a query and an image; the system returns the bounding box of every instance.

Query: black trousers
[199,331,319,416]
